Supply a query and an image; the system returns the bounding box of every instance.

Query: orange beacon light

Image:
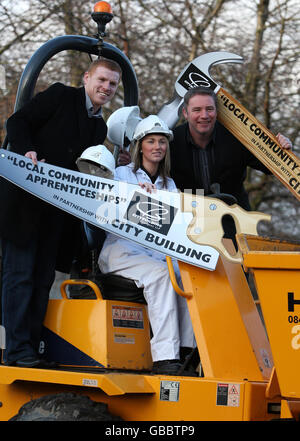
[93,1,113,14]
[92,2,113,38]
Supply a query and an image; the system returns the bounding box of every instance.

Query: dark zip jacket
[170,121,270,210]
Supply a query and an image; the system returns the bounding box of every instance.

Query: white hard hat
[76,145,115,178]
[132,115,173,142]
[107,106,141,148]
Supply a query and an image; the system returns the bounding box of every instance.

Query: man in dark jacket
[0,57,121,367]
[169,87,292,240]
[171,87,292,206]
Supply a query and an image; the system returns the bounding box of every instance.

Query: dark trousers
[1,208,64,364]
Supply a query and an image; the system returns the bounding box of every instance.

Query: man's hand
[276,133,293,150]
[117,149,131,166]
[25,151,45,165]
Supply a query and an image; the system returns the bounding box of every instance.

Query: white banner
[0,149,219,271]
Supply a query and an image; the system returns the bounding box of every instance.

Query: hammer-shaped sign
[175,51,243,97]
[157,51,243,129]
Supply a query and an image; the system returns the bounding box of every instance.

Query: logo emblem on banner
[177,63,217,91]
[125,192,177,236]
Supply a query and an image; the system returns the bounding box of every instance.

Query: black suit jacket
[170,121,270,210]
[0,83,107,270]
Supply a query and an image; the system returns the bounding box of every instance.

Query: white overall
[99,164,195,362]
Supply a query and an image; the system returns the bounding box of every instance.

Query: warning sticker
[114,333,135,344]
[112,305,144,329]
[216,383,240,407]
[82,378,98,387]
[160,380,180,402]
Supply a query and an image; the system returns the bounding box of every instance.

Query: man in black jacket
[170,87,292,241]
[0,57,121,367]
[171,87,292,207]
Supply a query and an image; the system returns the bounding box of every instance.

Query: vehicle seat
[69,222,146,304]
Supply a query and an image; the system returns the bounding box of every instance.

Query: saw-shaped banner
[0,149,270,267]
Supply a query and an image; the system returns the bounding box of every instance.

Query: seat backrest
[84,222,106,252]
[79,222,146,303]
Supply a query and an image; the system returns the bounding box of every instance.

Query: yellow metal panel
[243,381,275,421]
[0,366,154,394]
[249,268,300,398]
[237,234,300,253]
[43,298,152,370]
[111,376,245,421]
[238,234,300,400]
[106,303,152,370]
[244,253,300,270]
[0,366,280,421]
[85,377,277,421]
[0,370,242,421]
[280,399,300,419]
[0,366,156,422]
[44,298,108,364]
[237,234,300,270]
[178,257,272,382]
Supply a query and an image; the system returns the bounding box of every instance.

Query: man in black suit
[169,87,292,241]
[0,57,121,367]
[171,87,292,206]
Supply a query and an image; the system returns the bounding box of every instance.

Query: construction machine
[0,1,300,423]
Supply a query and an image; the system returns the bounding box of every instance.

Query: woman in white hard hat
[98,115,196,376]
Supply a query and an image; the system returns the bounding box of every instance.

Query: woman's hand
[138,182,157,193]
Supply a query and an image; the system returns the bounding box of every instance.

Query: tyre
[10,392,122,421]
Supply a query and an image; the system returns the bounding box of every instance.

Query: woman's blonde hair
[131,135,171,188]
